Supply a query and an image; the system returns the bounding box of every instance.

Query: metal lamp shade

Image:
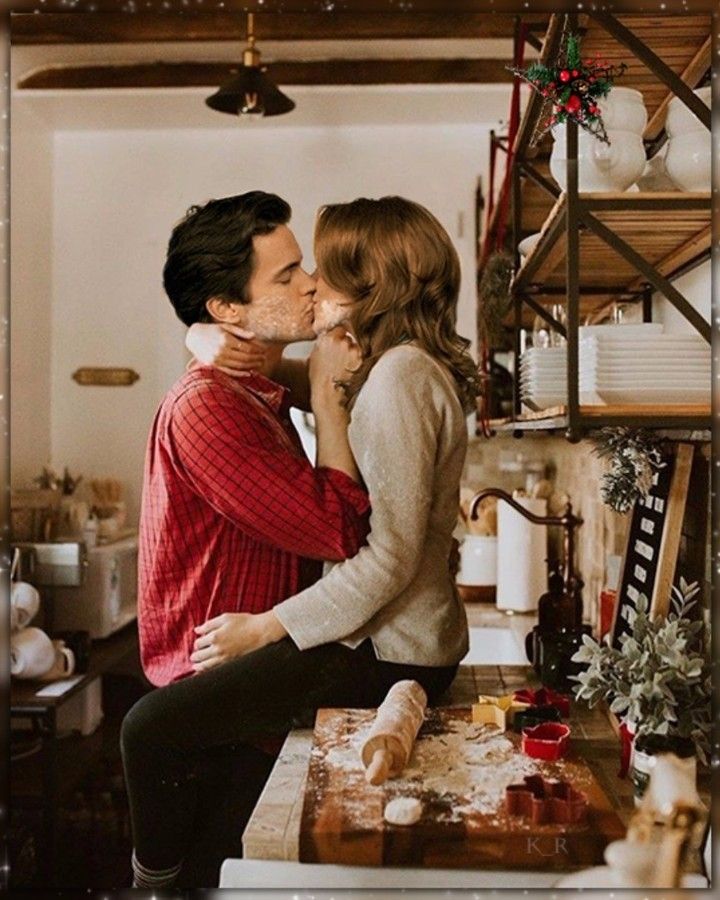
[205,67,295,117]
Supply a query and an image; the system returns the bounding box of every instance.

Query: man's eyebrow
[272,257,302,279]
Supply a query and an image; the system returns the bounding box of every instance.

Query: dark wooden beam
[3,0,576,20]
[17,59,514,89]
[10,12,539,45]
[6,0,718,13]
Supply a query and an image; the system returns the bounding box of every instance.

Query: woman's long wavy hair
[313,196,481,412]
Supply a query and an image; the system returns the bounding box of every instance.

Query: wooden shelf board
[530,403,710,418]
[512,192,711,293]
[495,403,709,424]
[580,14,711,141]
[489,407,710,438]
[580,403,710,418]
[488,414,568,434]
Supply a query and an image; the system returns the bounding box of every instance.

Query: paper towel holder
[468,488,583,601]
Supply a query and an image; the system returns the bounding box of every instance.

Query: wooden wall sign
[72,367,139,386]
[610,442,694,649]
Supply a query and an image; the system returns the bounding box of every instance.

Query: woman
[121,196,479,888]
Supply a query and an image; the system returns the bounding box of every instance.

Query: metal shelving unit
[480,12,712,442]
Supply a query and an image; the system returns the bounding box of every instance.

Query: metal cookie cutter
[513,687,571,718]
[513,704,563,733]
[506,773,588,825]
[521,722,571,761]
[471,693,530,732]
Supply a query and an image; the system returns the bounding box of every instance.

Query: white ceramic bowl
[665,131,711,191]
[518,232,542,258]
[665,85,711,137]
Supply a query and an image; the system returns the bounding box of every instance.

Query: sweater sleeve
[273,347,443,649]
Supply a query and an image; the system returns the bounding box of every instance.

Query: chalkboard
[610,443,694,649]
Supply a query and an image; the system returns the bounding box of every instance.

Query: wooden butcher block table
[242,664,709,871]
[300,705,624,870]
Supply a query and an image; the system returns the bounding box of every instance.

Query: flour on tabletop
[310,714,589,826]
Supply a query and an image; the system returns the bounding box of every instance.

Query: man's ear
[205,296,246,324]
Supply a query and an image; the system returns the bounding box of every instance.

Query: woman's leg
[121,636,457,887]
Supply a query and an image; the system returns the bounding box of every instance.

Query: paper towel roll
[496,496,547,612]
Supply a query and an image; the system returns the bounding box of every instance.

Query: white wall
[10,103,53,488]
[15,114,496,522]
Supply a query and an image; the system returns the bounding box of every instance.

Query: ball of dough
[384,797,423,826]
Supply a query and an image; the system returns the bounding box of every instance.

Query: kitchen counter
[236,663,710,881]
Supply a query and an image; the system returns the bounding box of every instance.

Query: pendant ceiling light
[205,13,295,118]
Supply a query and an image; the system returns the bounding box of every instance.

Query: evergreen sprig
[591,427,666,514]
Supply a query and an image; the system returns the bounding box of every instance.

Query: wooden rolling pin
[361,680,428,785]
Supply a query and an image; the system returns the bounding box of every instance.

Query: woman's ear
[205,296,246,325]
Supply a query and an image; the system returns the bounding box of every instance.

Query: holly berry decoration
[565,94,582,114]
[508,32,626,145]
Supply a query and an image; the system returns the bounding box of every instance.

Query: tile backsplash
[462,435,710,632]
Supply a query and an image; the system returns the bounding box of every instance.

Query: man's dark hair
[163,191,291,326]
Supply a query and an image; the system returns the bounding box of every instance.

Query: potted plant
[570,578,711,803]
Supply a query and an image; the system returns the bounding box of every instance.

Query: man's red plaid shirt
[138,366,371,686]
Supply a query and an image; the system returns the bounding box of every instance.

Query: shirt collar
[239,370,290,415]
[215,367,290,415]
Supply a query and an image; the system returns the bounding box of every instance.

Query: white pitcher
[457,535,497,587]
[665,86,711,192]
[550,87,648,192]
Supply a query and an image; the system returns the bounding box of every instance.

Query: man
[139,190,370,688]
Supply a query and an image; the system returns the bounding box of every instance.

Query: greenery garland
[477,250,514,346]
[591,427,666,514]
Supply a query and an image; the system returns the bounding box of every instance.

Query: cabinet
[480,12,711,441]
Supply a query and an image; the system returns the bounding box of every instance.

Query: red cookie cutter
[513,687,571,718]
[505,773,588,825]
[521,722,571,761]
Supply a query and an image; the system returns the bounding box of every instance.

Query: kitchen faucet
[468,488,583,600]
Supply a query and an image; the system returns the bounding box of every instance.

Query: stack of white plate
[519,324,710,409]
[519,346,567,410]
[578,324,710,405]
